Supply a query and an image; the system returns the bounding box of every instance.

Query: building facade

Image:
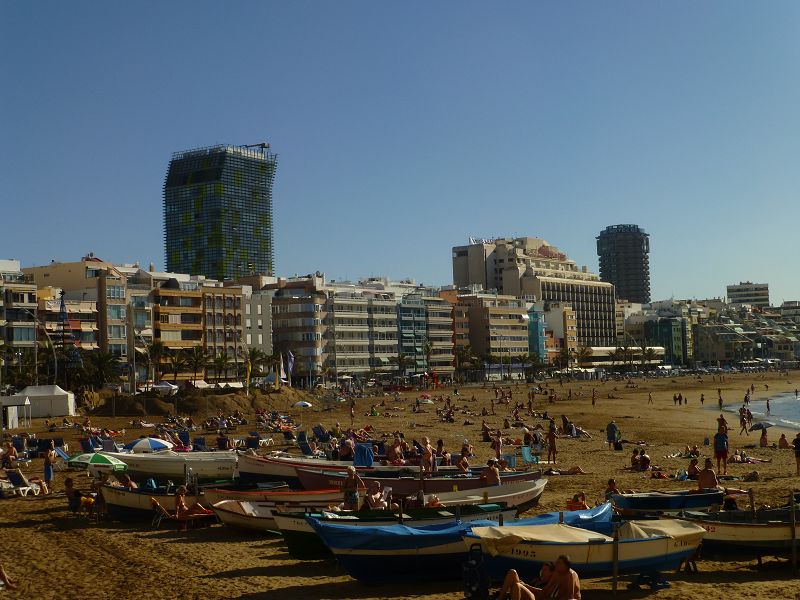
[0,260,38,385]
[727,282,770,308]
[457,293,529,360]
[596,224,651,304]
[452,237,616,346]
[163,144,278,280]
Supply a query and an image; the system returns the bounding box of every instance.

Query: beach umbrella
[293,400,312,427]
[749,422,774,431]
[68,453,128,474]
[123,437,174,453]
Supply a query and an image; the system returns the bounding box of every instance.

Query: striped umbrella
[122,438,174,453]
[68,453,128,473]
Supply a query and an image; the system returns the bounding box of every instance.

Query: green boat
[273,503,516,559]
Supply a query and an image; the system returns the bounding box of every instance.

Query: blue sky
[2,2,800,302]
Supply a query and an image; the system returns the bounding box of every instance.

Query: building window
[109,343,127,357]
[107,305,126,320]
[106,285,125,299]
[108,325,127,339]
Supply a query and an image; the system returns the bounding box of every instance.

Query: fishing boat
[296,467,541,495]
[611,489,724,513]
[465,519,706,581]
[101,483,203,517]
[308,503,612,584]
[101,450,238,481]
[434,478,547,513]
[274,503,518,559]
[236,451,458,485]
[100,481,286,518]
[202,485,342,506]
[682,507,800,559]
[212,499,355,532]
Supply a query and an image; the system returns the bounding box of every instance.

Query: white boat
[466,519,706,581]
[101,450,237,480]
[434,479,547,513]
[203,486,342,506]
[100,484,204,515]
[212,499,295,531]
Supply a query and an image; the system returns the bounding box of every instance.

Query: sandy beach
[2,371,800,600]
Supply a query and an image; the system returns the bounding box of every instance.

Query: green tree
[147,341,168,382]
[184,346,208,384]
[576,346,593,369]
[212,352,229,382]
[390,352,412,376]
[167,349,187,383]
[85,350,120,388]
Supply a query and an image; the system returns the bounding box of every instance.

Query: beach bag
[463,543,490,600]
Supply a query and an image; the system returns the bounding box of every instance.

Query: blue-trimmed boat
[308,503,613,584]
[611,489,724,513]
[465,519,705,581]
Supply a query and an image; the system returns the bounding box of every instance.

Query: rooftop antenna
[242,142,270,150]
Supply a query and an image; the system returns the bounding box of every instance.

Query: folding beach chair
[79,438,96,453]
[53,447,73,472]
[7,469,42,497]
[150,497,215,531]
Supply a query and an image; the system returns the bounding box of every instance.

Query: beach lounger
[7,469,42,497]
[101,438,124,453]
[53,447,73,472]
[150,497,215,531]
[79,438,97,453]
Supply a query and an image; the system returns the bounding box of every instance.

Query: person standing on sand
[793,433,800,476]
[648,392,653,404]
[766,398,770,415]
[713,426,729,475]
[700,393,705,405]
[547,420,557,463]
[42,440,56,494]
[606,420,619,449]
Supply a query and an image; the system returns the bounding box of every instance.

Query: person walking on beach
[718,396,723,410]
[42,440,56,495]
[793,433,800,476]
[713,426,729,475]
[648,392,653,404]
[606,420,619,450]
[546,420,557,463]
[700,393,705,406]
[766,398,770,415]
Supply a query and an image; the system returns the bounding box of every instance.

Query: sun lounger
[150,497,216,530]
[7,469,42,497]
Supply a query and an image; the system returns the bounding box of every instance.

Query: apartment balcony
[334,324,370,332]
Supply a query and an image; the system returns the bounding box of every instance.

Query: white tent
[10,385,75,418]
[0,396,31,429]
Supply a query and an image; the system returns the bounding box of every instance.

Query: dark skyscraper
[163,144,277,280]
[596,224,651,304]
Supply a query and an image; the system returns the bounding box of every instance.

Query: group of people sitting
[496,557,581,600]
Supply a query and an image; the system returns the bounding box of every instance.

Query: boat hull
[296,467,541,495]
[101,450,237,481]
[612,490,723,513]
[274,505,517,560]
[203,486,342,506]
[683,510,800,558]
[100,484,203,518]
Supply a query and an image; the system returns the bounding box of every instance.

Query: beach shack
[10,385,76,418]
[0,395,32,430]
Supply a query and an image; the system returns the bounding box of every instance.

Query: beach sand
[2,371,799,599]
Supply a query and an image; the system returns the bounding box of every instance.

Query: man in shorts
[713,425,729,475]
[793,432,800,476]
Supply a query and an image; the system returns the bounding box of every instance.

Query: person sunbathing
[496,563,554,600]
[175,486,213,518]
[481,459,501,486]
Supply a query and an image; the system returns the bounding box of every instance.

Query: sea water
[721,391,800,430]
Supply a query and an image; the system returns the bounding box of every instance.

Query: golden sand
[2,372,799,599]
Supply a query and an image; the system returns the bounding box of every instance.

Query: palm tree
[390,352,412,376]
[212,352,229,382]
[184,346,208,384]
[642,347,659,370]
[167,349,187,383]
[557,348,571,371]
[609,347,625,371]
[423,340,434,370]
[86,350,120,388]
[454,345,477,381]
[147,341,168,382]
[244,347,266,384]
[576,346,593,369]
[525,352,546,379]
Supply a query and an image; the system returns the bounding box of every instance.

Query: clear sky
[3,2,800,302]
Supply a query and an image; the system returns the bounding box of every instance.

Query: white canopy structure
[10,385,75,418]
[0,396,32,429]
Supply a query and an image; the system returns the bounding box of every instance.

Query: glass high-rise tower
[163,144,277,280]
[596,224,651,304]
